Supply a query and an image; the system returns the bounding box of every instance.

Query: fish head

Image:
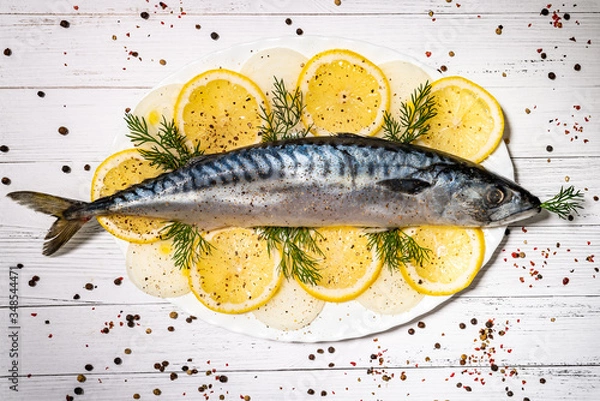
[439,165,542,227]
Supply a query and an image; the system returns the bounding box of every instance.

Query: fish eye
[486,187,506,205]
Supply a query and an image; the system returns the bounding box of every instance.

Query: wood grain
[0,1,598,400]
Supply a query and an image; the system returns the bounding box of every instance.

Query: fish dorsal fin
[335,132,363,139]
[377,178,431,194]
[185,153,220,166]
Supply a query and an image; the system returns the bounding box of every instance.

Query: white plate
[120,36,513,342]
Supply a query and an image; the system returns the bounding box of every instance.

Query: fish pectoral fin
[377,178,431,194]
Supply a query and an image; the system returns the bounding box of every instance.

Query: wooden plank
[5,366,600,401]
[0,224,598,306]
[0,86,597,162]
[4,297,599,372]
[1,0,599,15]
[0,13,598,88]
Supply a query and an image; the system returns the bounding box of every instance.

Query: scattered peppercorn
[74,387,84,395]
[84,164,91,171]
[317,348,324,354]
[2,177,11,185]
[84,282,94,290]
[328,346,335,353]
[60,20,70,28]
[548,72,556,80]
[495,25,503,35]
[3,48,12,56]
[541,8,549,16]
[574,63,581,71]
[133,394,140,399]
[440,65,448,72]
[408,328,415,335]
[459,322,466,329]
[285,18,292,25]
[37,91,46,98]
[73,294,80,300]
[417,321,426,329]
[321,390,327,396]
[541,52,547,59]
[470,318,478,325]
[307,389,315,395]
[296,28,304,35]
[308,354,315,360]
[58,126,69,136]
[159,59,167,65]
[0,145,8,152]
[140,11,150,19]
[84,364,94,371]
[195,24,201,29]
[563,277,570,285]
[434,342,441,349]
[153,388,162,395]
[77,374,86,383]
[62,165,71,173]
[564,13,570,20]
[169,311,178,319]
[546,145,553,152]
[219,375,228,383]
[210,32,220,40]
[540,378,546,384]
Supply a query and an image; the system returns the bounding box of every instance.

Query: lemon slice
[126,240,190,298]
[297,227,383,303]
[416,76,504,163]
[357,265,425,315]
[187,227,283,314]
[399,226,485,296]
[253,278,325,331]
[174,69,268,154]
[91,148,167,243]
[297,49,390,137]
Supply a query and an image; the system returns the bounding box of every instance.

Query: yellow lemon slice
[174,69,268,154]
[416,76,504,163]
[297,49,391,137]
[187,227,283,314]
[297,227,383,302]
[91,148,167,243]
[399,226,485,296]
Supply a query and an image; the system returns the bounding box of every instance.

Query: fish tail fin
[7,191,92,256]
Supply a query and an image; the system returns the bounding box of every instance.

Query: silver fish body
[8,135,541,255]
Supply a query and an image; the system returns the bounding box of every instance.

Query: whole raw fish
[8,134,541,255]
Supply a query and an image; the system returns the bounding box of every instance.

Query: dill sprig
[383,81,437,144]
[161,222,214,270]
[257,78,319,285]
[125,113,210,268]
[540,185,585,220]
[258,227,323,286]
[125,113,203,171]
[260,77,311,143]
[366,229,431,271]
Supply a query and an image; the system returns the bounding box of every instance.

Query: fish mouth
[486,205,542,227]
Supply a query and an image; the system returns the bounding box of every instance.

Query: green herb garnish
[260,77,311,142]
[540,185,585,219]
[161,221,213,270]
[366,229,431,271]
[125,113,209,269]
[383,81,437,144]
[258,227,323,286]
[125,113,203,171]
[257,78,321,285]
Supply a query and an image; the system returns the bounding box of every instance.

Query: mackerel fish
[8,134,541,255]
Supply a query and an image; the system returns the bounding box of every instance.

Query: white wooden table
[1,1,599,400]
